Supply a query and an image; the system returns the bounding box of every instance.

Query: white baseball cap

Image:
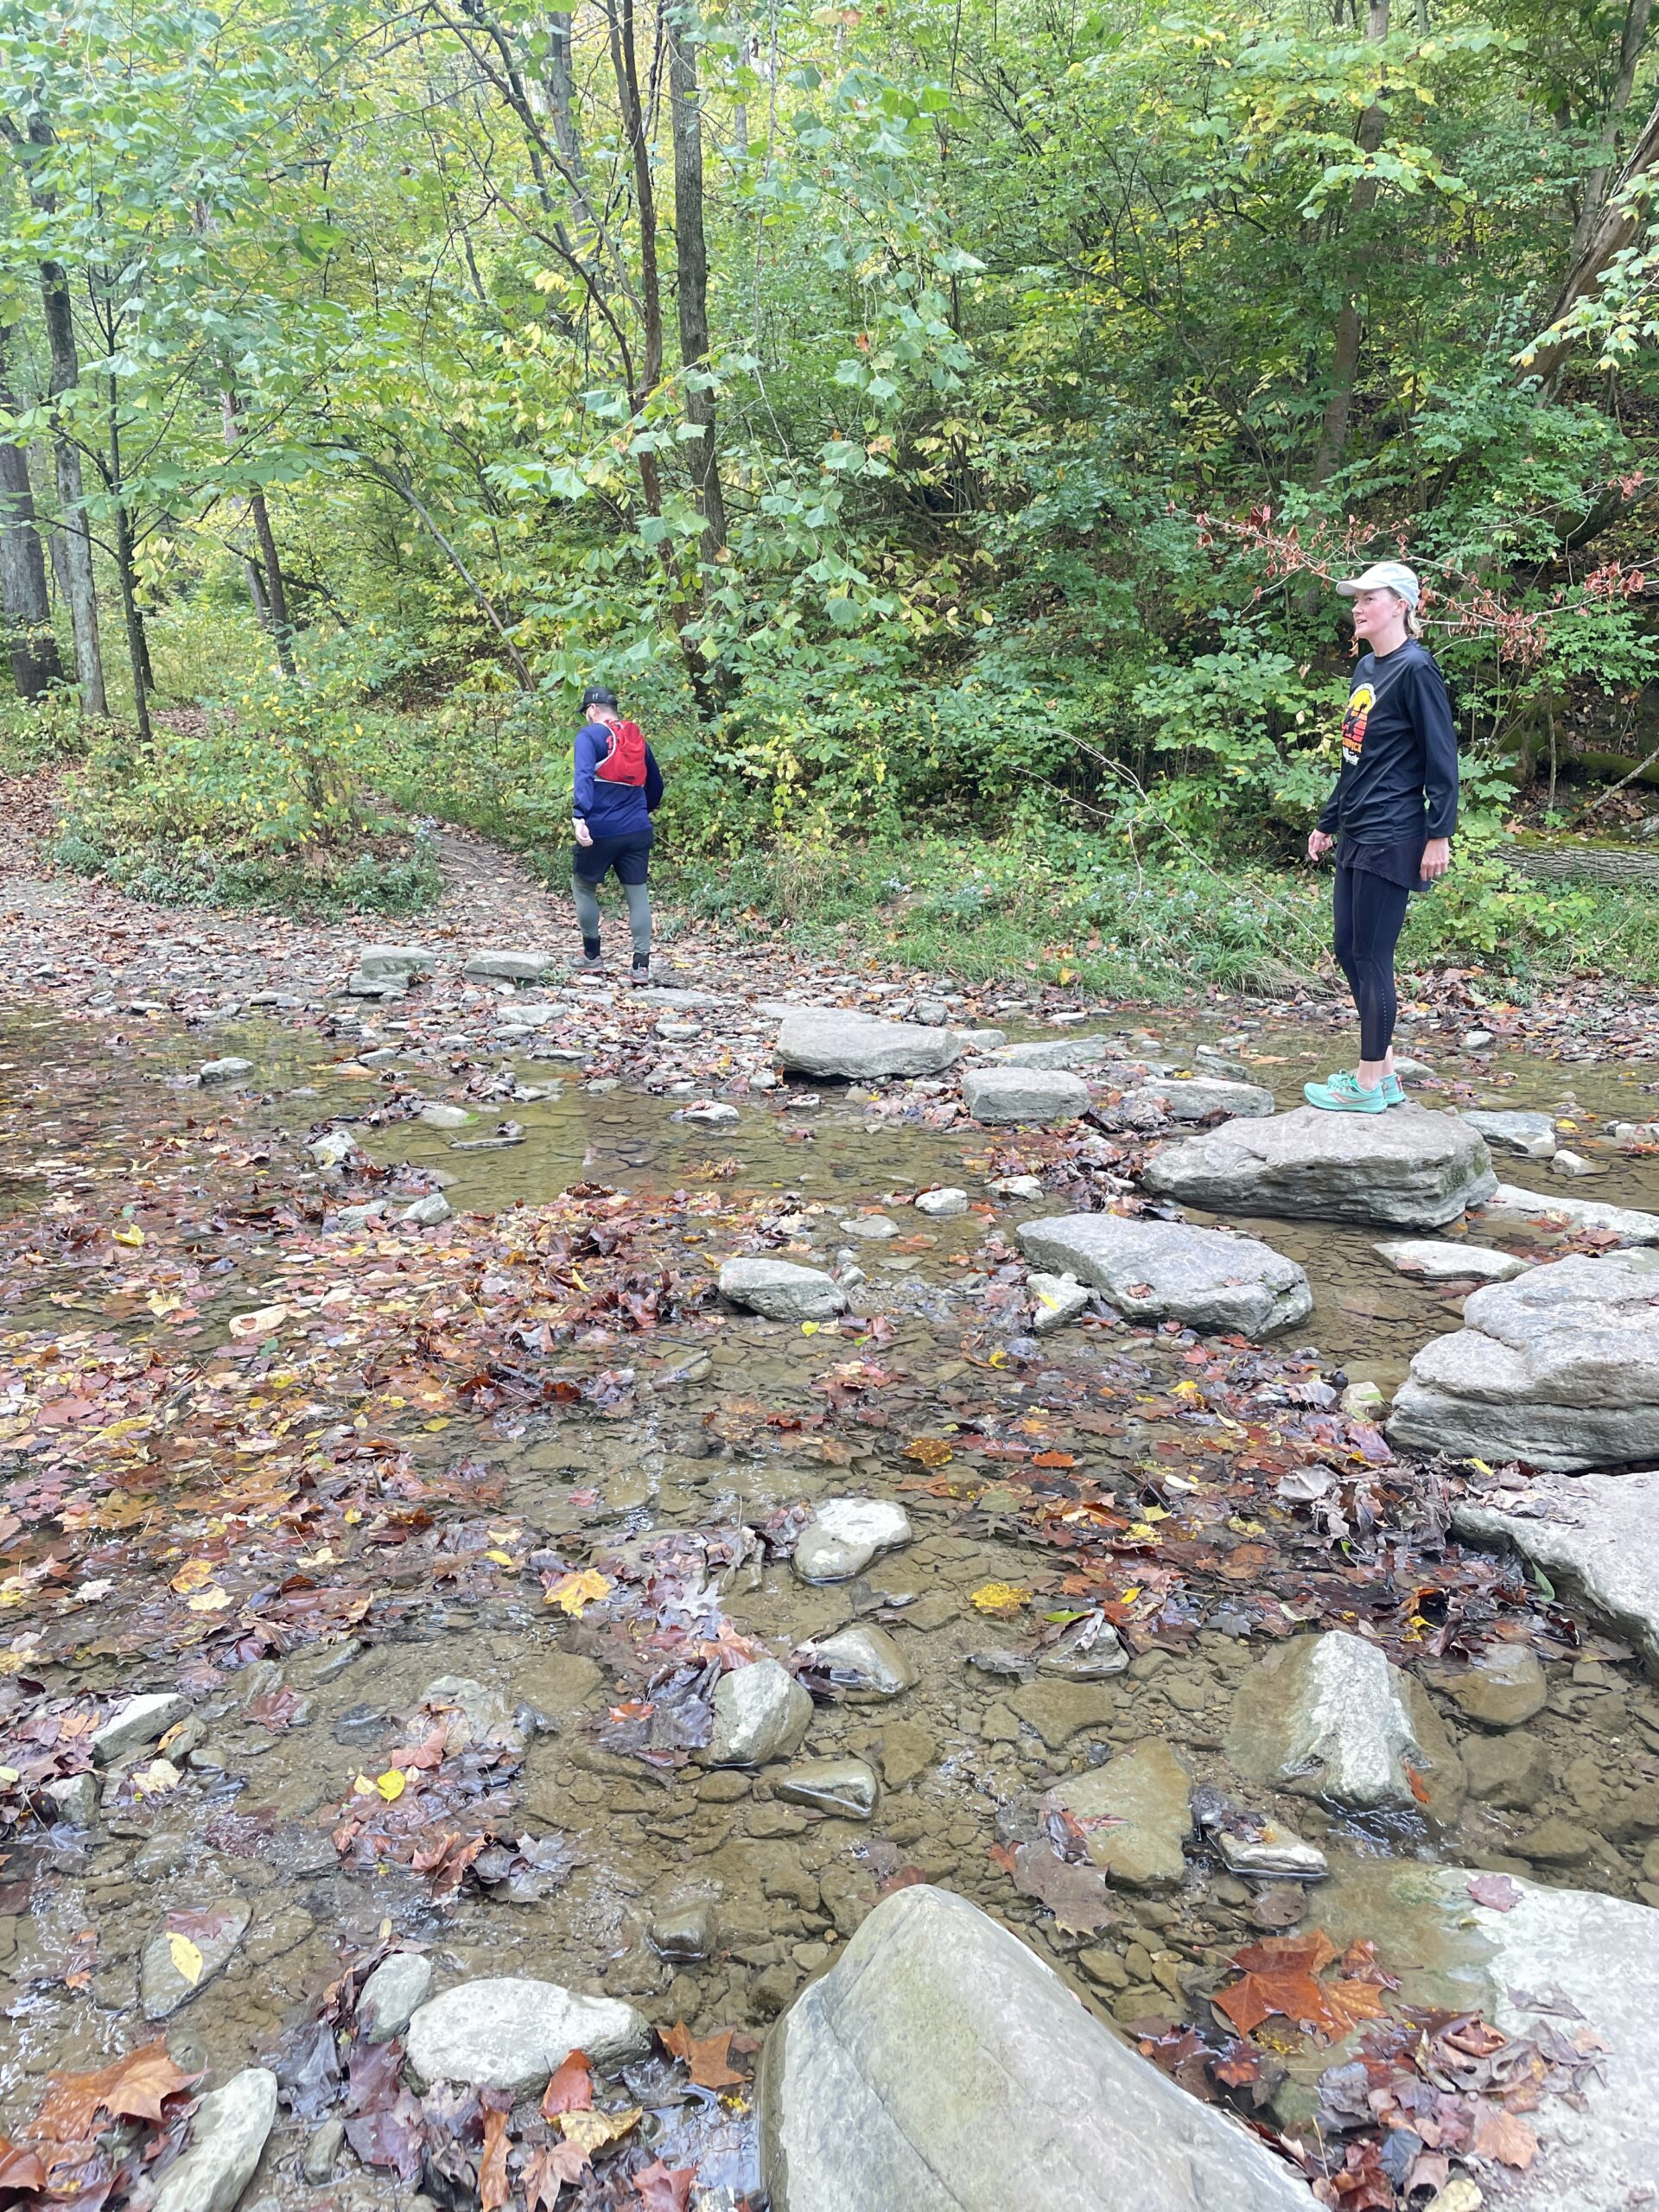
[1334,559,1421,608]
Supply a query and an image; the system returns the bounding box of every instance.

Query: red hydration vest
[594,715,647,787]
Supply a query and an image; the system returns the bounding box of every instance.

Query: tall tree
[1310,0,1391,491]
[0,314,60,696]
[668,1,728,569]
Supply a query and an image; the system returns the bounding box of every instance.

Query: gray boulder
[92,1690,188,1765]
[720,1257,848,1323]
[1224,1630,1462,1818]
[1121,1077,1276,1122]
[1049,1741,1192,1889]
[1027,1271,1090,1334]
[776,1758,880,1819]
[199,1058,253,1085]
[142,1899,252,2019]
[793,1498,912,1584]
[405,1977,651,2093]
[1461,1109,1558,1160]
[359,1951,434,2042]
[152,2068,277,2212]
[1373,1238,1531,1283]
[1144,1104,1496,1229]
[1477,1180,1659,1246]
[708,1658,813,1765]
[356,944,433,980]
[777,1010,961,1079]
[758,1883,1317,2212]
[1017,1211,1311,1338]
[988,1033,1113,1071]
[463,950,551,982]
[1388,1250,1659,1470]
[962,1067,1089,1125]
[803,1624,914,1700]
[1454,1469,1659,1671]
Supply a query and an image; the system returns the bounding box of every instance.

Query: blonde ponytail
[1404,606,1423,640]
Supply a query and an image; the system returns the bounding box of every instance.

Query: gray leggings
[572,872,651,957]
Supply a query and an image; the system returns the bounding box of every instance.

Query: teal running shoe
[1381,1071,1407,1107]
[1303,1070,1388,1114]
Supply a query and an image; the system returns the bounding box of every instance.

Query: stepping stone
[720,1257,847,1322]
[802,1624,914,1700]
[1389,1250,1659,1470]
[760,1885,1317,2211]
[1027,1271,1090,1333]
[1048,1740,1192,1888]
[356,944,434,979]
[463,950,552,982]
[1143,1104,1496,1229]
[199,1057,252,1084]
[1121,1077,1275,1122]
[962,1067,1089,1125]
[152,2068,277,2212]
[793,1498,912,1584]
[1454,1468,1659,1670]
[1374,1238,1531,1283]
[776,1758,880,1819]
[1477,1180,1659,1245]
[988,1033,1114,1071]
[1461,1109,1558,1159]
[405,1978,650,2093]
[1193,1793,1327,1879]
[707,1658,812,1766]
[360,1952,434,2043]
[777,1010,961,1079]
[92,1691,188,1765]
[1017,1211,1310,1339]
[1435,1643,1548,1730]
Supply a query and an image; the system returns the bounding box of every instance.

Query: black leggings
[1333,864,1410,1062]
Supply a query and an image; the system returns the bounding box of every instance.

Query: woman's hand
[1307,830,1334,863]
[1421,836,1451,881]
[573,817,593,849]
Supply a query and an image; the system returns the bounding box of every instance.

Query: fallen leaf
[374,1770,406,1802]
[168,1559,219,1595]
[1471,2104,1539,2168]
[903,1436,954,1466]
[112,1225,144,1247]
[185,1586,232,1612]
[970,1581,1028,1613]
[543,1569,613,1617]
[662,2020,746,2089]
[167,1934,204,1986]
[632,2161,696,2212]
[1467,1873,1522,1912]
[524,2140,590,2208]
[0,2142,47,2194]
[541,2050,593,2116]
[35,2040,200,2138]
[478,2104,511,2211]
[558,2106,641,2154]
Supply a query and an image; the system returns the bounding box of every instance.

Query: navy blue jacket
[573,718,664,842]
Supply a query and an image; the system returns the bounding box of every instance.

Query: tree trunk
[1523,88,1659,386]
[607,0,664,516]
[244,554,269,624]
[668,2,728,569]
[1310,0,1391,490]
[38,262,105,715]
[0,321,62,697]
[220,387,296,676]
[111,494,151,745]
[1567,0,1654,266]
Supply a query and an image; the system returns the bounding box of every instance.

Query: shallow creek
[3,1001,1659,2203]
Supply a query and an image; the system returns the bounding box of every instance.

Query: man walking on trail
[1304,561,1457,1112]
[571,684,664,984]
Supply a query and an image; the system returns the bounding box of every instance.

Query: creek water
[3,1000,1659,2201]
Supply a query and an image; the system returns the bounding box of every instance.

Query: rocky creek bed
[3,934,1659,2212]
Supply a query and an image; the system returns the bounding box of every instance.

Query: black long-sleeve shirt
[1318,640,1459,849]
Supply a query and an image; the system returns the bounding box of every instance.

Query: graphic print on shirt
[1341,681,1376,761]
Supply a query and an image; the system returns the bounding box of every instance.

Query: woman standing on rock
[1305,562,1456,1113]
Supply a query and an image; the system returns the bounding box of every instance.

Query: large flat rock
[1454,1469,1659,1670]
[1122,1077,1276,1122]
[1017,1211,1310,1338]
[720,1257,848,1322]
[989,1033,1114,1071]
[777,1010,961,1079]
[152,2068,277,2212]
[758,1883,1316,2212]
[1389,1250,1659,1471]
[405,1976,651,2092]
[1143,1104,1496,1229]
[1475,1180,1659,1245]
[961,1067,1090,1125]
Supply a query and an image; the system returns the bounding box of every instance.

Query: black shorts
[572,835,652,886]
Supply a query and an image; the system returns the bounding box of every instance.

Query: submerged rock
[1454,1469,1659,1670]
[198,1057,253,1085]
[1017,1211,1311,1339]
[1035,1612,1128,1680]
[92,1691,188,1765]
[1193,1792,1327,1879]
[777,1010,961,1080]
[1121,1077,1275,1122]
[792,1497,912,1584]
[961,1067,1089,1125]
[758,1883,1316,2212]
[708,1658,813,1766]
[359,1951,434,2043]
[1461,1109,1558,1160]
[141,1898,252,2019]
[719,1257,848,1323]
[803,1624,915,1700]
[1439,1642,1548,1730]
[1224,1630,1462,1817]
[1478,1179,1659,1244]
[1048,1740,1192,1889]
[776,1758,880,1819]
[1144,1105,1496,1229]
[405,1977,651,2092]
[1389,1250,1659,1470]
[152,2068,277,2212]
[1373,1238,1532,1283]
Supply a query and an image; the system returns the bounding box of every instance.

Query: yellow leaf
[800,1320,820,1335]
[375,1769,406,1802]
[1121,1585,1141,1604]
[558,2107,642,2153]
[904,1437,954,1467]
[147,1292,183,1317]
[132,1758,181,1796]
[112,1225,144,1248]
[167,1933,204,1986]
[970,1581,1029,1613]
[543,1569,612,1617]
[169,1559,218,1594]
[486,1549,518,1567]
[1468,1458,1495,1478]
[186,1587,232,1612]
[353,1773,377,1796]
[0,1763,18,1783]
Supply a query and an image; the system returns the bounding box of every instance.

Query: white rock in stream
[1477,1179,1659,1244]
[402,1193,452,1227]
[416,1101,473,1129]
[913,1186,969,1217]
[198,1057,252,1085]
[359,1951,435,2042]
[1454,1468,1659,1670]
[463,949,551,982]
[961,1066,1090,1125]
[758,1883,1317,2212]
[1017,1211,1311,1338]
[793,1498,912,1584]
[406,1977,651,2092]
[1027,1270,1090,1333]
[1389,1249,1659,1470]
[719,1257,848,1322]
[92,1691,189,1765]
[1460,1109,1558,1160]
[1145,1104,1497,1229]
[1224,1630,1463,1816]
[707,1657,813,1765]
[152,2067,277,2212]
[1374,1238,1532,1282]
[778,1009,961,1079]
